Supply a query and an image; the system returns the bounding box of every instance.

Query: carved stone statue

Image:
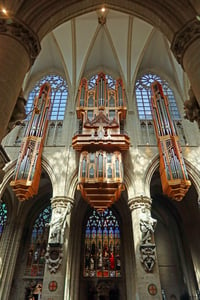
[184,87,200,129]
[48,202,72,245]
[139,210,157,272]
[140,211,157,244]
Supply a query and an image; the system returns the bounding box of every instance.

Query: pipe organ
[10,83,51,201]
[72,73,130,211]
[151,81,191,201]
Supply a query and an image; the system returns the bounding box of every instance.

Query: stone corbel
[140,244,156,272]
[45,245,63,274]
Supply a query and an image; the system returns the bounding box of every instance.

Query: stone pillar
[171,19,200,128]
[42,196,74,300]
[0,16,40,141]
[128,195,162,300]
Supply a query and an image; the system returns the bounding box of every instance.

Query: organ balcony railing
[73,73,130,211]
[10,83,51,201]
[151,81,191,201]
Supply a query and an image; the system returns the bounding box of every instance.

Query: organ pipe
[73,73,130,211]
[151,81,191,201]
[10,83,51,201]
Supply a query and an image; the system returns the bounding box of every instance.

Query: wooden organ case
[72,73,130,211]
[10,83,51,201]
[151,81,191,201]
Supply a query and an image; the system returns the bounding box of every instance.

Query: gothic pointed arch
[135,72,187,145]
[10,195,52,300]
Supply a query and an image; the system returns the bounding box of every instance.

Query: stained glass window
[135,73,181,121]
[26,74,68,121]
[0,202,8,238]
[25,205,52,277]
[83,209,121,278]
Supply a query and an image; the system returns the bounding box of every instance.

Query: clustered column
[42,196,74,300]
[128,195,162,299]
[171,19,200,128]
[0,16,40,141]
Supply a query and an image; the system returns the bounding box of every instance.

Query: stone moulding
[171,19,200,65]
[0,16,41,66]
[45,245,63,273]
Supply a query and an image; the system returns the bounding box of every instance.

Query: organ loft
[72,73,130,211]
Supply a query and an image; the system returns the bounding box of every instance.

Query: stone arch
[0,156,54,221]
[144,154,160,196]
[144,153,200,203]
[184,159,200,200]
[67,167,79,200]
[41,156,56,191]
[17,0,196,43]
[67,187,134,300]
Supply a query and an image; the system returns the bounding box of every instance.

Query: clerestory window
[135,73,186,144]
[26,74,68,121]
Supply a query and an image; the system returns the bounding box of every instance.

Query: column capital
[171,19,200,66]
[50,196,74,211]
[128,195,152,212]
[0,16,40,66]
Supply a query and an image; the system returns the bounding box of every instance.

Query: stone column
[171,19,200,128]
[128,195,162,300]
[0,16,40,141]
[42,196,74,300]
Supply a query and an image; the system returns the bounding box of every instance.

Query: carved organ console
[151,81,191,200]
[10,83,51,201]
[72,73,130,211]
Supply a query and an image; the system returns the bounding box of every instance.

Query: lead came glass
[25,206,52,277]
[84,209,121,278]
[0,202,8,238]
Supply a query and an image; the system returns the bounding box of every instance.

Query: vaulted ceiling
[23,8,187,101]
